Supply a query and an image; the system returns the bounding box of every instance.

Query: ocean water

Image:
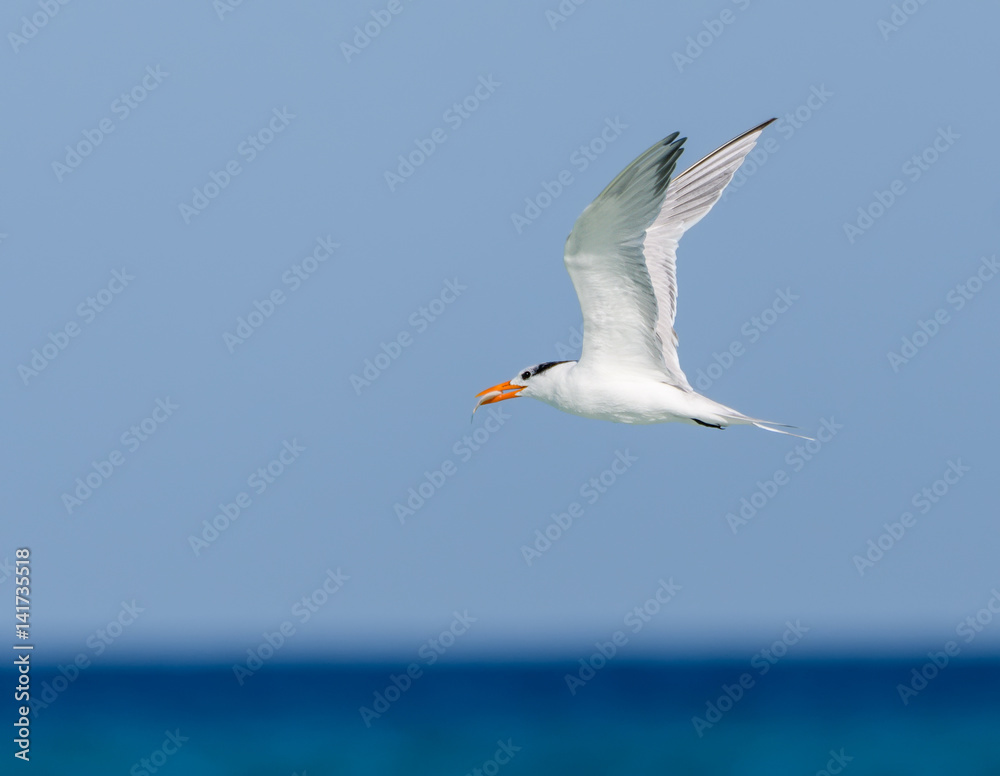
[11,660,1000,774]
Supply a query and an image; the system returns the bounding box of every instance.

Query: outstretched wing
[563,119,775,389]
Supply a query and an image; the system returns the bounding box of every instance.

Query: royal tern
[475,118,807,438]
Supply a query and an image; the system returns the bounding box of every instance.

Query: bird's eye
[521,371,531,380]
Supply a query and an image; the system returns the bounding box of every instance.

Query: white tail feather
[751,422,814,441]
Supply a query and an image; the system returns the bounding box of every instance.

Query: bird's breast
[543,369,691,424]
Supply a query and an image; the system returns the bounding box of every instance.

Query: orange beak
[472,380,524,415]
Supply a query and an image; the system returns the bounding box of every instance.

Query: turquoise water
[12,661,1000,774]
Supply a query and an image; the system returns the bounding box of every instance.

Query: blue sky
[2,0,999,664]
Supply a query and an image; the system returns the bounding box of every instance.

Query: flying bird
[474,119,807,437]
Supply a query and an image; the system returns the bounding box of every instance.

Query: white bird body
[517,361,741,427]
[475,119,807,438]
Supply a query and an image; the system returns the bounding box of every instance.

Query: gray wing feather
[564,120,775,388]
[646,118,776,388]
[564,134,685,377]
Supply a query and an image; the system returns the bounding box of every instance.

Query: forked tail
[716,408,814,441]
[748,421,814,441]
[687,393,814,440]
